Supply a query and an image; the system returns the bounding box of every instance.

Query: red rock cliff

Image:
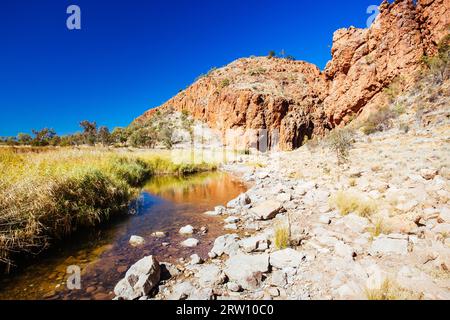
[136,0,449,150]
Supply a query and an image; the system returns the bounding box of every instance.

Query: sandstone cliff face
[140,58,330,150]
[137,0,449,150]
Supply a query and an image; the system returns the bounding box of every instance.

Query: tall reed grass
[0,147,216,269]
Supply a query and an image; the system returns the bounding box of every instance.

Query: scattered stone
[432,223,450,235]
[227,193,251,208]
[276,193,292,203]
[370,236,408,255]
[224,253,270,290]
[420,169,438,180]
[251,200,284,220]
[168,282,195,300]
[439,207,450,223]
[160,262,181,280]
[396,200,419,212]
[270,248,305,269]
[197,265,226,287]
[189,254,203,265]
[239,235,270,253]
[337,214,369,233]
[334,241,356,259]
[270,270,287,288]
[215,206,226,215]
[268,287,280,297]
[151,231,168,238]
[224,223,238,230]
[227,282,241,292]
[210,234,240,257]
[319,215,331,225]
[179,225,195,235]
[129,235,145,247]
[224,216,240,224]
[181,238,199,248]
[114,256,160,300]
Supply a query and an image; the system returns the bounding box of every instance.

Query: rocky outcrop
[136,0,449,150]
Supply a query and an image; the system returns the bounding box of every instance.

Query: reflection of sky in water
[0,172,247,300]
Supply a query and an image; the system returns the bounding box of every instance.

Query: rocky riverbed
[113,112,450,300]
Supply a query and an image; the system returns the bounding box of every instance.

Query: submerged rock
[129,235,145,247]
[179,225,195,235]
[181,238,199,248]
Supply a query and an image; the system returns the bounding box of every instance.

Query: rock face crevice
[136,0,449,150]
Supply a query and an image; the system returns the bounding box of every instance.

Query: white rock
[251,200,284,220]
[189,254,203,265]
[319,215,331,225]
[210,234,240,257]
[334,241,356,259]
[239,235,270,253]
[168,282,195,300]
[432,223,450,235]
[227,193,251,208]
[224,253,270,290]
[439,207,450,223]
[179,225,195,235]
[114,256,160,300]
[420,169,438,180]
[226,282,241,292]
[365,265,387,291]
[181,238,199,248]
[129,235,145,247]
[270,248,305,269]
[224,223,238,230]
[188,288,214,301]
[303,189,330,206]
[197,265,226,287]
[214,206,226,215]
[396,200,418,212]
[370,236,408,255]
[276,193,292,203]
[336,214,369,233]
[270,270,287,287]
[224,216,240,224]
[151,231,167,238]
[204,210,220,216]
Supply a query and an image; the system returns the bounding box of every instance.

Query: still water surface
[0,172,247,300]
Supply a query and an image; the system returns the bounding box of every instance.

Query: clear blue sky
[0,0,380,136]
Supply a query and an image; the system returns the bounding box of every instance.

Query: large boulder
[224,253,270,290]
[114,256,161,300]
[129,235,145,247]
[269,248,305,269]
[251,200,284,220]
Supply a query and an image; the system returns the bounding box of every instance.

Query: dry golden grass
[0,147,216,268]
[365,279,423,300]
[330,190,377,217]
[274,222,290,250]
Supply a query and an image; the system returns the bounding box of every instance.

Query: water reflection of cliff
[143,172,246,206]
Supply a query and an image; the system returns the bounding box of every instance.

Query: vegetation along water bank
[0,147,217,270]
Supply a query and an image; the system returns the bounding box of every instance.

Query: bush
[326,128,354,165]
[360,106,397,135]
